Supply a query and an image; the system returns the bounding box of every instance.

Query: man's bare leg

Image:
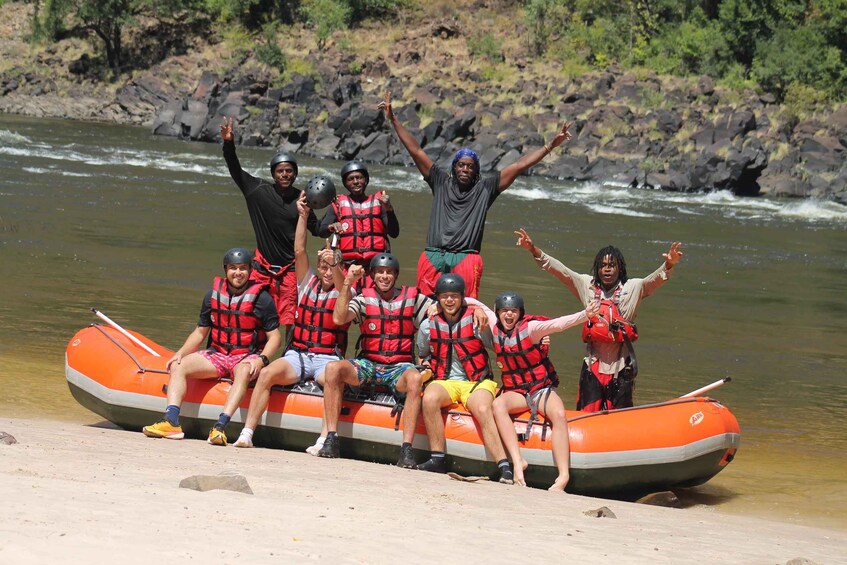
[466,389,507,463]
[421,382,452,452]
[396,368,423,444]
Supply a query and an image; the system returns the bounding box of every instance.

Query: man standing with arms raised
[220,117,319,337]
[378,91,572,298]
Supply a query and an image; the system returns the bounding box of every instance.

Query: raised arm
[332,265,364,325]
[498,122,572,192]
[379,192,400,238]
[526,300,599,343]
[220,117,257,193]
[515,228,585,302]
[294,192,311,284]
[378,90,433,178]
[640,242,683,298]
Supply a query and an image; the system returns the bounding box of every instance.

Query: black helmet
[434,273,465,296]
[305,175,337,210]
[223,247,253,267]
[369,253,399,274]
[495,291,525,317]
[340,160,369,185]
[269,151,298,176]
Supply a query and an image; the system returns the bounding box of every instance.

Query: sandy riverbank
[0,417,843,564]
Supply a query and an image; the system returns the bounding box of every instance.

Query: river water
[2,114,846,529]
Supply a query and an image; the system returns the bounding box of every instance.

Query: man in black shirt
[378,91,572,298]
[220,117,319,334]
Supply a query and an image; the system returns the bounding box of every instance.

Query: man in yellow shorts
[416,273,513,483]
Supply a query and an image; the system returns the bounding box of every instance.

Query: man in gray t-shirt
[379,90,573,298]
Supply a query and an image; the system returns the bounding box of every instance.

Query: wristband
[259,354,269,367]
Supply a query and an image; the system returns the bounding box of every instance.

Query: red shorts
[250,267,297,325]
[199,350,259,379]
[416,252,483,299]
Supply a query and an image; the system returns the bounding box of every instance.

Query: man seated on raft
[515,229,682,412]
[234,192,351,452]
[316,253,434,468]
[416,273,513,483]
[469,292,598,490]
[143,248,282,445]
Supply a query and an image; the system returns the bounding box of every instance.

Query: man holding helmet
[316,252,433,468]
[220,117,319,336]
[142,248,282,445]
[317,160,400,290]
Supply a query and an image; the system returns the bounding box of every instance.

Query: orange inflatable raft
[65,323,741,496]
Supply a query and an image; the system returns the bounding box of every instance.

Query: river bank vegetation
[20,0,846,104]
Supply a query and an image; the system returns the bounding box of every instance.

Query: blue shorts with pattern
[349,358,416,393]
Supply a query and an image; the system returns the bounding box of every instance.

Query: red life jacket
[357,286,419,364]
[290,274,349,356]
[332,192,388,263]
[428,308,492,382]
[582,286,639,344]
[493,316,558,394]
[208,277,268,355]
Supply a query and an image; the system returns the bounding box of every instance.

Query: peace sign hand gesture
[220,117,234,142]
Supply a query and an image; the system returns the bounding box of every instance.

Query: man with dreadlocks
[514,228,683,412]
[378,91,572,299]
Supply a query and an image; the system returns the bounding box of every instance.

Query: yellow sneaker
[207,427,227,446]
[142,420,184,439]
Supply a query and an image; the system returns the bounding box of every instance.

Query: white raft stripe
[67,363,739,470]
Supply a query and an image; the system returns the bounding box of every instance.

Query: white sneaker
[233,435,253,448]
[305,443,322,456]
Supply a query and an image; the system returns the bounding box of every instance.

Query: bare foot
[513,458,529,487]
[548,473,570,492]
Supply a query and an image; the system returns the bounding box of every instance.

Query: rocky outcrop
[0,4,843,203]
[143,63,846,203]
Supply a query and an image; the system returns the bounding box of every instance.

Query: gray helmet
[435,273,465,296]
[270,151,298,177]
[223,247,253,267]
[369,253,400,274]
[495,291,525,317]
[305,175,337,210]
[340,160,369,185]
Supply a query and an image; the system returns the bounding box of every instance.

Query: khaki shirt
[534,251,673,374]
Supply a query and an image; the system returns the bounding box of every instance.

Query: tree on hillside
[29,0,200,77]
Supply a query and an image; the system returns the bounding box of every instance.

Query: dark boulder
[68,54,90,75]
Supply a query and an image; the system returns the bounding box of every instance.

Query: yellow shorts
[429,379,498,406]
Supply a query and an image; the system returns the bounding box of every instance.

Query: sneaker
[498,465,515,485]
[396,444,417,469]
[416,457,447,473]
[317,435,340,458]
[207,427,227,446]
[142,420,184,440]
[305,443,323,456]
[233,435,253,448]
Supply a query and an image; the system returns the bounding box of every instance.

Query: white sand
[0,417,843,564]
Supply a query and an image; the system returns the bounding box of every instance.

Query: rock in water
[583,506,617,519]
[0,432,17,445]
[179,473,253,495]
[635,491,682,508]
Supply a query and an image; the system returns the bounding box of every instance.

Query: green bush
[300,0,351,49]
[468,33,504,63]
[255,23,286,72]
[752,25,845,101]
